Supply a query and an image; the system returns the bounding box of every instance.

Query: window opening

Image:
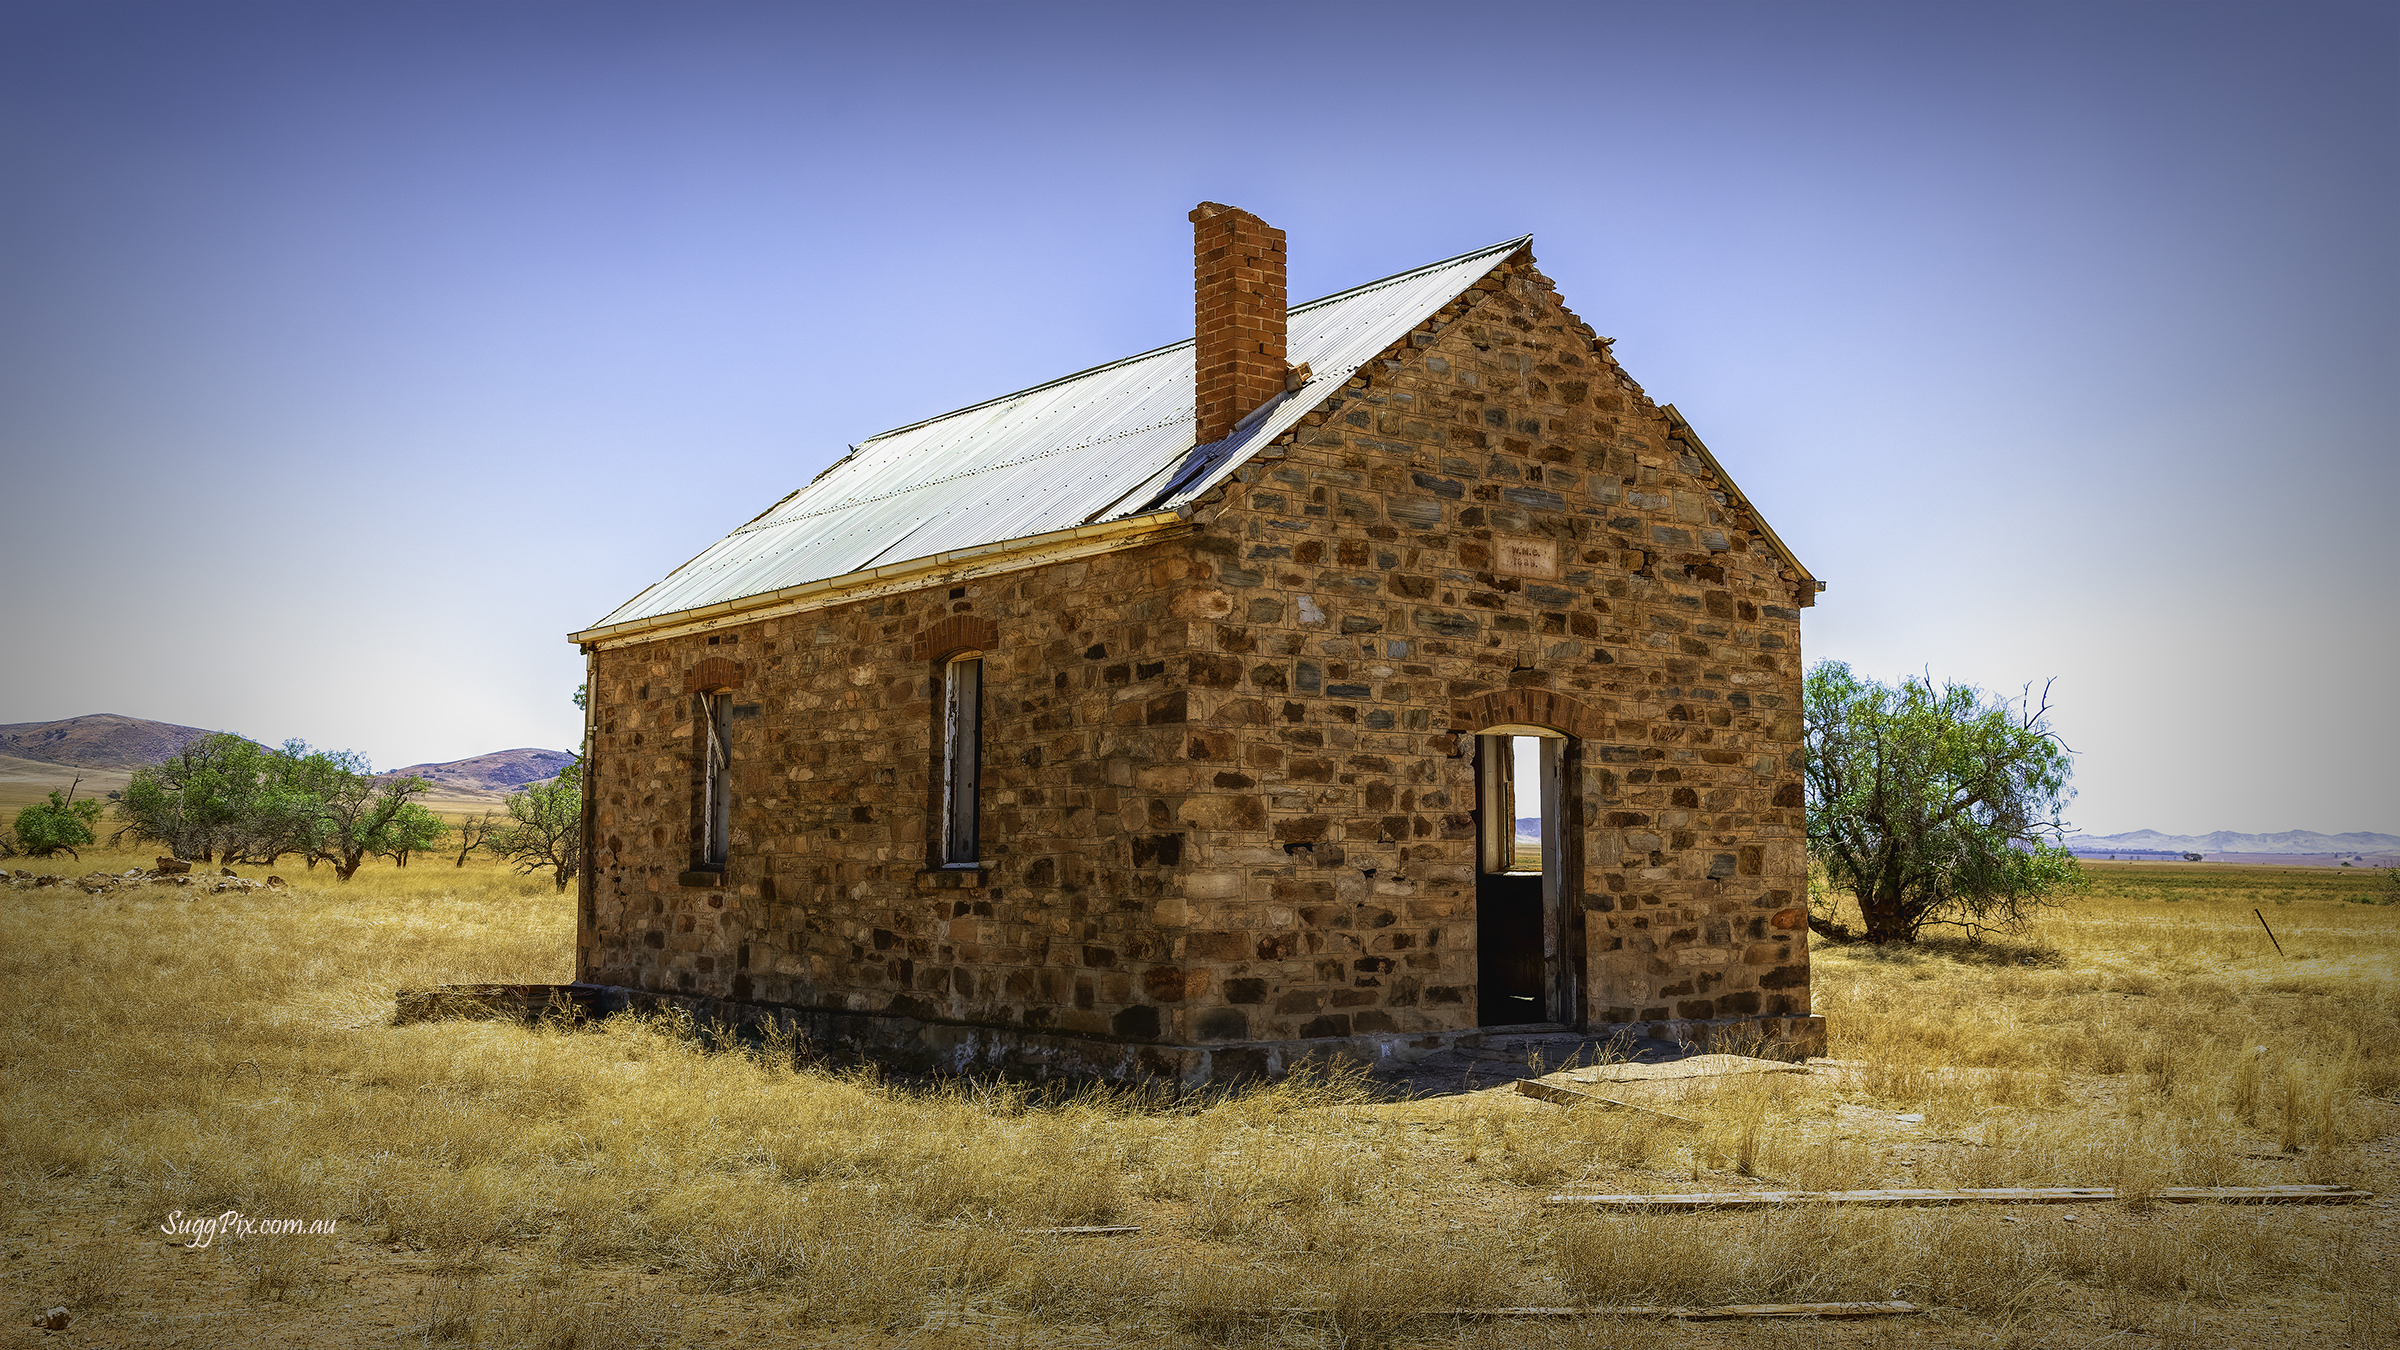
[1479,734,1551,875]
[700,691,731,869]
[940,654,983,866]
[1508,736,1544,872]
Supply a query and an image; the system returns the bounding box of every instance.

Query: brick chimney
[1190,202,1287,444]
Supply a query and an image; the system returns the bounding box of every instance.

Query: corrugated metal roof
[586,235,1531,633]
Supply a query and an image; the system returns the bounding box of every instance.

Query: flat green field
[2078,858,2396,907]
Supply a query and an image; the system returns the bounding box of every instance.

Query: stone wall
[581,532,1217,1045]
[578,250,1814,1068]
[1139,252,1813,1044]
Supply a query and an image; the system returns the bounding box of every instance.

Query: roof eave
[1658,404,1823,607]
[566,508,1188,650]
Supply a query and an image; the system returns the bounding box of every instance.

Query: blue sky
[2,1,2392,834]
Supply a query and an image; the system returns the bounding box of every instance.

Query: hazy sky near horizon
[2,1,2392,835]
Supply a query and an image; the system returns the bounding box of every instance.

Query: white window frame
[700,691,731,869]
[940,653,982,867]
[1477,729,1561,876]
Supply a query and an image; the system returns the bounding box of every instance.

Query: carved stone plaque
[1493,535,1558,579]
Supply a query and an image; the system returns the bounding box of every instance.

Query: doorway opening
[1475,728,1569,1026]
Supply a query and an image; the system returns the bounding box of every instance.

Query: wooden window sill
[677,870,726,889]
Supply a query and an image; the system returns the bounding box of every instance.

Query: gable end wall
[1149,257,1812,1041]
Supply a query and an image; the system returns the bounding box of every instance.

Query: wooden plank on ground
[1545,1184,2372,1211]
[1018,1225,1141,1236]
[1565,1054,1812,1086]
[1470,1300,1920,1320]
[1514,1077,1703,1131]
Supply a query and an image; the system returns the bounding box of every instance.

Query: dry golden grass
[0,851,2393,1347]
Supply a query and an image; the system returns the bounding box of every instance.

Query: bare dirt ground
[0,856,2392,1348]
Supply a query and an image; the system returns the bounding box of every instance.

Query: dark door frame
[1472,727,1581,1027]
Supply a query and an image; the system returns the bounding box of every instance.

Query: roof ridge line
[1289,233,1533,316]
[844,234,1532,449]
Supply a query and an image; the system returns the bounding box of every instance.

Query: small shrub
[497,1282,684,1350]
[1554,1212,1725,1306]
[1000,1241,1165,1324]
[57,1233,128,1310]
[1912,1214,2051,1315]
[1325,1241,1515,1346]
[13,790,99,860]
[235,1236,336,1302]
[1175,1260,1293,1343]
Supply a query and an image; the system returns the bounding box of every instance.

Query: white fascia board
[567,509,1188,651]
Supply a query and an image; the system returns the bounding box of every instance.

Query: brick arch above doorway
[913,615,999,662]
[1451,688,1606,740]
[683,656,746,694]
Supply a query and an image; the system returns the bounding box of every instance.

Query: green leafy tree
[114,733,276,861]
[223,741,342,866]
[1803,661,2083,943]
[15,786,102,860]
[113,735,442,877]
[373,802,448,868]
[115,735,349,866]
[486,761,582,892]
[306,750,434,881]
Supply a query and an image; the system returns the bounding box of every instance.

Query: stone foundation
[396,982,1823,1088]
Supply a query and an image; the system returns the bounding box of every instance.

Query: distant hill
[0,713,572,801]
[385,748,576,796]
[0,714,222,769]
[2065,828,2400,856]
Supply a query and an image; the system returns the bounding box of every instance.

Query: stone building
[567,205,1825,1082]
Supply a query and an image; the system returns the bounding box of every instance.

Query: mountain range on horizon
[384,748,576,795]
[2063,828,2400,855]
[0,713,569,797]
